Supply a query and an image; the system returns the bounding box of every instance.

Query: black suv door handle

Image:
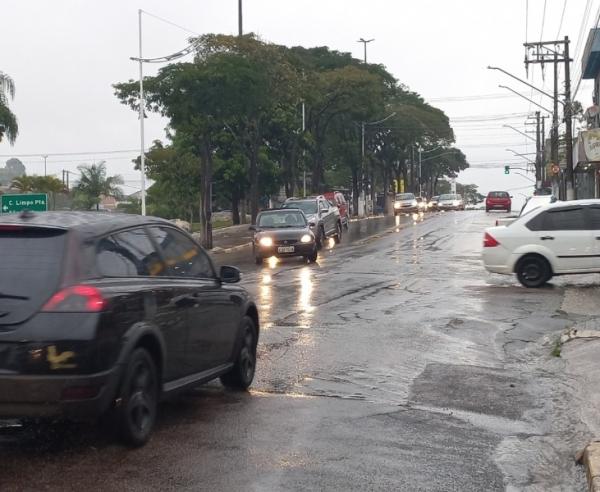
[540,236,554,240]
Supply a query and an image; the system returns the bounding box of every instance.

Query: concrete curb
[211,242,252,254]
[579,442,600,491]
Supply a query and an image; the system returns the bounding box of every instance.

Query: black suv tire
[516,255,552,288]
[220,316,257,390]
[117,347,159,447]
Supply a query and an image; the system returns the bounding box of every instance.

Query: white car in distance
[482,199,600,287]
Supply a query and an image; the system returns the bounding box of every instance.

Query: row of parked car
[393,193,466,214]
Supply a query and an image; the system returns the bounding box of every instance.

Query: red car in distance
[486,191,512,213]
[324,191,349,229]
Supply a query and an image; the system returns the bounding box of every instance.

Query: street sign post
[1,194,48,214]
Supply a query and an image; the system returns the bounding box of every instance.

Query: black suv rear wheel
[220,316,257,390]
[117,347,159,447]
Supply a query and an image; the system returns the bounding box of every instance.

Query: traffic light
[504,165,510,175]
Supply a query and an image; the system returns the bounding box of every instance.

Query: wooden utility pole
[524,37,574,199]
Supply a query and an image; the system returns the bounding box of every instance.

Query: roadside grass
[191,218,233,232]
[551,337,562,358]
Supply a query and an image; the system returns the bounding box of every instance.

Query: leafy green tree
[10,175,33,192]
[0,72,18,144]
[73,162,123,211]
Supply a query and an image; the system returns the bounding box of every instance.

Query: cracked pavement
[1,211,597,491]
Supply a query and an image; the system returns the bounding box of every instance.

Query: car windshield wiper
[0,292,29,301]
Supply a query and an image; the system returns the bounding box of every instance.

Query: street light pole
[302,101,306,197]
[418,146,422,197]
[238,0,243,37]
[138,9,147,216]
[357,38,374,64]
[42,155,48,176]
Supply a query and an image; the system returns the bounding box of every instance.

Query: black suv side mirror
[220,265,241,283]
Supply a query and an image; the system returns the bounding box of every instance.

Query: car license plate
[278,246,295,253]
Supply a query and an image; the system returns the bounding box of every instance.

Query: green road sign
[504,165,510,175]
[1,193,48,214]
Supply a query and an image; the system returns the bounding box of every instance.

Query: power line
[429,93,518,102]
[539,0,547,43]
[0,149,143,158]
[141,9,199,36]
[556,0,568,38]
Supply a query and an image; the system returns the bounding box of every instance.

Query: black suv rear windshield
[282,201,317,215]
[0,227,66,325]
[488,192,509,198]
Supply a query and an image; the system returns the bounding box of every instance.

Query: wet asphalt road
[0,211,592,491]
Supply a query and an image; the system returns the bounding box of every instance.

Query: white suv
[482,199,600,287]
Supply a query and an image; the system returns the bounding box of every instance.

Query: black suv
[0,212,259,446]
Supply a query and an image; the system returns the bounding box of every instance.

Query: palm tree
[10,175,33,192]
[0,72,18,144]
[74,161,124,211]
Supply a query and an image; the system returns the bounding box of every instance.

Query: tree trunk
[231,189,241,225]
[249,146,259,224]
[351,167,359,217]
[199,142,213,249]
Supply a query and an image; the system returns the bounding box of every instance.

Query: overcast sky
[1,0,597,206]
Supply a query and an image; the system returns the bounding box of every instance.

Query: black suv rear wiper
[0,292,29,301]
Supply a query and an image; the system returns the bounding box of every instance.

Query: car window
[320,200,329,211]
[0,227,66,324]
[96,228,162,277]
[528,207,586,231]
[283,201,318,215]
[149,227,214,279]
[586,206,600,230]
[489,192,509,198]
[258,211,307,228]
[396,193,415,200]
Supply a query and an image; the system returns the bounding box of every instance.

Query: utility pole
[541,115,546,184]
[238,0,243,37]
[42,155,48,176]
[563,36,575,200]
[138,9,147,216]
[524,37,574,199]
[535,112,542,189]
[357,38,373,216]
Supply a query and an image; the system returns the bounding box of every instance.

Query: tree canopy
[114,35,468,244]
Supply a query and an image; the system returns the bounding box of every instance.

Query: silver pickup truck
[494,195,557,227]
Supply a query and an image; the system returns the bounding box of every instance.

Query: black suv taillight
[42,285,106,313]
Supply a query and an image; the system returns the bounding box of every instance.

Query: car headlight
[259,237,273,247]
[300,234,312,243]
[412,200,417,206]
[453,200,460,206]
[394,202,401,209]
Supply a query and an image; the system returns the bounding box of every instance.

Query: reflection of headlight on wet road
[259,237,273,247]
[300,234,312,243]
[267,256,279,268]
[328,237,335,248]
